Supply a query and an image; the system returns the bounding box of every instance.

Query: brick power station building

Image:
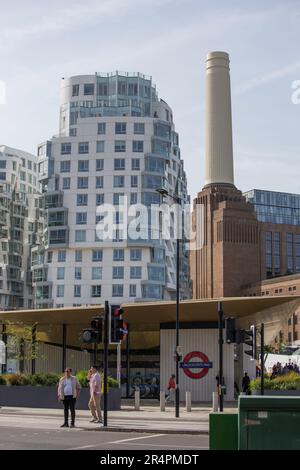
[191,52,300,348]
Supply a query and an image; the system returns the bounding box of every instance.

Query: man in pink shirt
[88,365,102,424]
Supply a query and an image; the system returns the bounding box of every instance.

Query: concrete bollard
[212,391,218,412]
[160,391,165,411]
[186,391,191,412]
[135,390,140,411]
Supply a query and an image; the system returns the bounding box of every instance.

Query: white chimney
[204,51,234,187]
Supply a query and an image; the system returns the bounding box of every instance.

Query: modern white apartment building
[32,72,191,308]
[0,145,41,309]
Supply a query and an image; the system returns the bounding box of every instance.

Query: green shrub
[4,374,31,386]
[250,372,300,391]
[29,373,60,387]
[0,375,6,385]
[107,376,119,388]
[76,370,89,388]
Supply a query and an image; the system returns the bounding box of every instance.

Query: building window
[72,84,79,97]
[63,177,71,190]
[77,194,88,206]
[58,251,66,262]
[129,284,137,297]
[114,176,125,188]
[75,230,86,242]
[113,249,124,261]
[98,123,106,134]
[115,140,126,152]
[96,141,105,153]
[57,267,65,280]
[115,122,126,134]
[113,266,124,279]
[60,161,71,173]
[61,143,72,155]
[265,231,272,278]
[92,267,102,280]
[84,83,94,95]
[96,159,104,171]
[132,140,144,152]
[130,249,142,261]
[92,250,103,262]
[131,175,138,188]
[114,159,125,171]
[96,193,104,205]
[47,252,53,263]
[96,176,104,189]
[78,142,89,154]
[75,267,82,280]
[296,235,300,273]
[130,193,138,204]
[287,233,294,273]
[112,284,123,297]
[295,331,299,341]
[130,266,142,279]
[75,250,82,262]
[294,314,298,325]
[56,285,65,298]
[91,285,101,297]
[134,123,145,135]
[288,332,292,343]
[76,212,87,225]
[74,285,81,297]
[132,159,140,171]
[77,177,89,189]
[274,232,281,275]
[78,160,89,172]
[113,193,125,205]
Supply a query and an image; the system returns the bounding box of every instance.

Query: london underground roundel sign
[180,351,213,379]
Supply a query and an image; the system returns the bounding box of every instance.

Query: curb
[84,426,209,436]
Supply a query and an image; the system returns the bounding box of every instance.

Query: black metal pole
[1,324,7,374]
[62,323,67,373]
[261,323,264,396]
[218,301,224,412]
[126,325,130,398]
[103,300,109,427]
[93,343,98,365]
[31,324,37,375]
[175,236,180,418]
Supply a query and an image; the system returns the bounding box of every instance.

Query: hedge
[0,371,119,388]
[250,372,300,391]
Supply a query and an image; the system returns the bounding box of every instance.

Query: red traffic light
[113,308,124,317]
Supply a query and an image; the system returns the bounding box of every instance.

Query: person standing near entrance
[88,365,102,424]
[58,368,81,428]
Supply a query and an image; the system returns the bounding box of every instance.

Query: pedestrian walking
[57,368,81,428]
[166,374,176,402]
[242,372,251,395]
[88,365,102,424]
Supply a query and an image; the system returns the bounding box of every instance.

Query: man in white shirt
[58,368,81,428]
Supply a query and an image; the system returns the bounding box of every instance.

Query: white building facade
[33,72,191,308]
[0,145,41,309]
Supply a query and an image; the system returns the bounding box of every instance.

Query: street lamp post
[156,187,181,418]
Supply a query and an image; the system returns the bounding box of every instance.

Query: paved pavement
[0,425,209,450]
[0,405,213,434]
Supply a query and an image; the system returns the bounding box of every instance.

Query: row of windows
[71,192,138,206]
[61,175,139,189]
[48,248,142,263]
[61,158,141,173]
[56,265,143,280]
[61,139,144,155]
[56,283,137,298]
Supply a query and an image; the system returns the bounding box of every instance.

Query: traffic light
[244,325,256,360]
[225,317,236,344]
[82,315,103,344]
[110,307,125,343]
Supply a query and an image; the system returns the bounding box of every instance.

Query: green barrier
[239,396,300,450]
[209,412,238,450]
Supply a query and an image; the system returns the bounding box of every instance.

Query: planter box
[252,389,300,397]
[0,386,121,410]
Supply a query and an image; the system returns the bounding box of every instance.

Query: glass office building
[244,189,300,226]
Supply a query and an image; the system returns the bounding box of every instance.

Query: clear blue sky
[1,0,300,199]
